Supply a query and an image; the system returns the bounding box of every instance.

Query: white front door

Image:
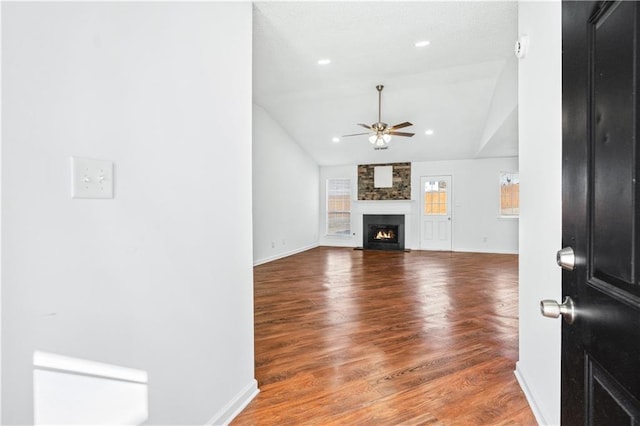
[420,175,452,251]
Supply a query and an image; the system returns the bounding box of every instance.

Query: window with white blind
[326,178,351,236]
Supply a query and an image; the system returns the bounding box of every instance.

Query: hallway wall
[516,2,563,424]
[2,3,256,423]
[253,105,319,265]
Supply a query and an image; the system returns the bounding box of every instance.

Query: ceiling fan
[342,85,414,150]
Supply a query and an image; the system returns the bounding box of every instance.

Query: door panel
[562,1,640,423]
[592,1,635,284]
[588,355,640,424]
[420,175,452,251]
[423,222,433,240]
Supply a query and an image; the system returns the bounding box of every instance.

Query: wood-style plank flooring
[232,247,536,425]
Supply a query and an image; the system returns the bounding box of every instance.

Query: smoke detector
[515,35,529,59]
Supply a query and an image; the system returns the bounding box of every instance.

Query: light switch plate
[71,157,114,199]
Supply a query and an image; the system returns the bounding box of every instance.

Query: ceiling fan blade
[388,131,415,137]
[342,132,370,137]
[388,121,413,130]
[357,123,372,130]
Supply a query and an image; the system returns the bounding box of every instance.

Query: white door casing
[420,175,452,251]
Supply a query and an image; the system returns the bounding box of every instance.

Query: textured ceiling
[253,1,519,166]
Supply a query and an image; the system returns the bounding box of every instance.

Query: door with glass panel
[420,175,452,251]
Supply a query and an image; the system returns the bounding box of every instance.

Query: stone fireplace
[363,214,405,251]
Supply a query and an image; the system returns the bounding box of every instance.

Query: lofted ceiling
[253,1,519,166]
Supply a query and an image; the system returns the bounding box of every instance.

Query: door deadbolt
[557,247,576,271]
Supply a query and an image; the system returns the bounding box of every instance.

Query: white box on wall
[374,166,393,188]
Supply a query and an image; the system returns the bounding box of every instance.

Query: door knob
[540,296,576,324]
[557,247,576,270]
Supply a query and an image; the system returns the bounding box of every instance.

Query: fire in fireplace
[374,229,395,240]
[370,225,398,243]
[363,215,405,251]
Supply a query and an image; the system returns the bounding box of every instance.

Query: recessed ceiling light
[425,129,434,136]
[415,40,431,48]
[318,59,331,65]
[332,137,340,143]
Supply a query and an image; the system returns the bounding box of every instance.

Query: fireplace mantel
[353,199,415,215]
[349,200,415,250]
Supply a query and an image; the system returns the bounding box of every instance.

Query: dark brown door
[562,1,640,423]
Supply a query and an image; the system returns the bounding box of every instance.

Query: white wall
[477,57,519,158]
[515,2,562,425]
[319,157,519,254]
[252,105,319,265]
[0,3,3,419]
[2,3,256,424]
[412,158,519,253]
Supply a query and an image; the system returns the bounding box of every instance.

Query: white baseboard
[410,247,519,254]
[514,362,546,426]
[453,247,519,255]
[254,245,517,264]
[253,243,319,266]
[206,379,259,426]
[318,237,358,247]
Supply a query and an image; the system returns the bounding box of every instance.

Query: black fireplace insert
[363,214,405,250]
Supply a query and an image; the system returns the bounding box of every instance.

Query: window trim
[499,171,520,219]
[326,178,352,237]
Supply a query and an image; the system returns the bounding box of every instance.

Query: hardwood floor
[232,247,536,425]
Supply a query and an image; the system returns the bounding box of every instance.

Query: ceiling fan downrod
[376,85,384,125]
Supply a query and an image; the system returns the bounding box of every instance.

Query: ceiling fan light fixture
[342,85,414,149]
[369,133,390,146]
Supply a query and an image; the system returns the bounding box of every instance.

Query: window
[424,180,448,215]
[500,172,520,217]
[327,178,351,235]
